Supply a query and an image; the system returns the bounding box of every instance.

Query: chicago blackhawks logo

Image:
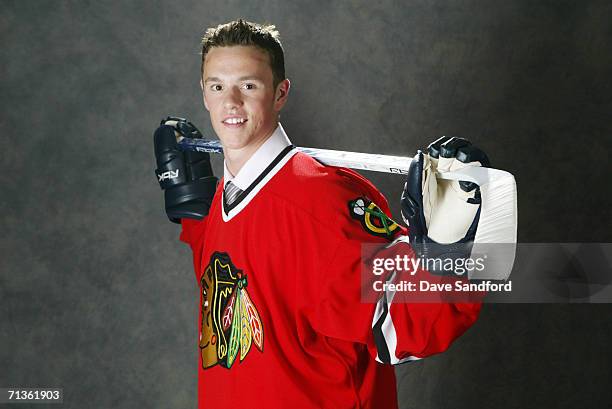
[200,252,264,370]
[349,197,400,239]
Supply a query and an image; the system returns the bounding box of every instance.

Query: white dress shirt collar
[223,123,292,190]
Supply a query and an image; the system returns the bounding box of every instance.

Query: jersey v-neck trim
[222,145,296,221]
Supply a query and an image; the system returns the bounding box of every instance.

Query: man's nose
[224,86,243,110]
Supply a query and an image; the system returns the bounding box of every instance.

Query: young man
[154,19,486,409]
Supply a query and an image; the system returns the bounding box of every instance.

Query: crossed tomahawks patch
[348,197,400,240]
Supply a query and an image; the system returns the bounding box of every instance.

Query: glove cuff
[164,176,218,223]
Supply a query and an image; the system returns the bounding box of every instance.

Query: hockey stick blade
[179,137,517,277]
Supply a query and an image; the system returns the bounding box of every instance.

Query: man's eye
[210,84,223,91]
[243,83,256,90]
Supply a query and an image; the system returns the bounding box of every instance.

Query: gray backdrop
[1,0,611,408]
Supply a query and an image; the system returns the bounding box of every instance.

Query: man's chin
[217,134,252,151]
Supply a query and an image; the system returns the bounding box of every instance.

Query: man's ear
[274,78,291,111]
[200,79,209,111]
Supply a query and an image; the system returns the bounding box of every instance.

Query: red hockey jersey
[180,148,481,408]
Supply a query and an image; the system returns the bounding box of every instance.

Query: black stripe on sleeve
[372,293,391,364]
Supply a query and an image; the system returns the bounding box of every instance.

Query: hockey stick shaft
[178,137,509,185]
[180,137,410,175]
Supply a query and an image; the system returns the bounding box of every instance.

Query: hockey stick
[179,137,517,278]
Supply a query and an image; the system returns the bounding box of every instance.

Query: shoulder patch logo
[200,252,264,370]
[349,197,400,239]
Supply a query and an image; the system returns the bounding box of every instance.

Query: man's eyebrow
[203,76,264,83]
[237,76,264,81]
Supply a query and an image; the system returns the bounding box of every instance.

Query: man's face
[201,45,289,151]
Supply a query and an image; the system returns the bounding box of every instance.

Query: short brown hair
[201,19,286,88]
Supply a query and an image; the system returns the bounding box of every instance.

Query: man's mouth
[222,117,247,126]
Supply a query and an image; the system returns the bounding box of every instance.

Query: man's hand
[401,136,490,245]
[154,116,218,223]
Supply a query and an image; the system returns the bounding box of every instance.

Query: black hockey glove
[154,116,218,223]
[400,136,490,273]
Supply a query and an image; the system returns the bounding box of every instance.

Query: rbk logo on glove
[157,169,180,182]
